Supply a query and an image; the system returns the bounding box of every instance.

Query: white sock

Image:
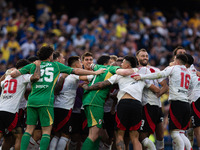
[156,139,164,150]
[49,136,59,150]
[69,141,77,150]
[171,131,184,150]
[179,130,192,150]
[56,136,69,150]
[141,137,156,150]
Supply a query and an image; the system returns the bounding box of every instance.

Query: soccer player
[10,45,105,150]
[50,56,94,150]
[136,49,168,150]
[82,56,160,150]
[69,52,93,150]
[169,46,186,66]
[186,54,200,149]
[0,59,41,150]
[133,54,192,150]
[81,55,139,150]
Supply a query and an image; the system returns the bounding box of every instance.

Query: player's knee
[179,131,192,150]
[194,127,200,137]
[171,131,184,150]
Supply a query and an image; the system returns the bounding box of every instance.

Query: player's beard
[139,59,148,66]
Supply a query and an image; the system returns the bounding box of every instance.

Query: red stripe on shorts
[192,102,200,119]
[144,105,156,133]
[169,104,182,129]
[55,109,72,132]
[115,112,126,131]
[129,121,142,131]
[8,113,18,132]
[82,119,87,130]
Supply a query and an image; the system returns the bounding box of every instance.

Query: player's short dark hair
[176,54,188,65]
[68,56,80,67]
[124,56,137,68]
[173,46,185,56]
[16,59,30,69]
[136,48,147,56]
[27,56,39,63]
[81,52,93,61]
[97,55,110,65]
[185,53,194,65]
[37,45,54,60]
[53,51,61,60]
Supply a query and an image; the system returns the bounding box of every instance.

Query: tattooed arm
[82,80,111,91]
[30,60,41,82]
[10,69,22,78]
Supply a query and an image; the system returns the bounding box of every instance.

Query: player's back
[168,65,191,102]
[22,61,73,107]
[188,65,200,102]
[0,74,31,113]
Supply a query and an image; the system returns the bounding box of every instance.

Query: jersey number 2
[3,79,17,94]
[180,72,190,89]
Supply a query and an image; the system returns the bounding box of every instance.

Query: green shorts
[84,105,104,128]
[26,106,54,127]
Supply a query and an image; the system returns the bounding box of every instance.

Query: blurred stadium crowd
[0,0,200,148]
[1,0,200,75]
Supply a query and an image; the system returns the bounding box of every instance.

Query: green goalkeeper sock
[20,132,31,150]
[81,137,95,150]
[93,137,101,150]
[40,134,51,150]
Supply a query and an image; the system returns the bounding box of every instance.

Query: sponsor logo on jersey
[99,119,102,125]
[177,89,187,94]
[36,85,49,88]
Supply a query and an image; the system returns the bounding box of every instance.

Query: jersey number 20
[3,79,17,94]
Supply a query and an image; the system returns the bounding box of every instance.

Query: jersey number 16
[180,72,190,89]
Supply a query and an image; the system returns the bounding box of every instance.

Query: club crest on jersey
[99,119,102,125]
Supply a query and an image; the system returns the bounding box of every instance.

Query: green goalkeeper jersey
[19,61,73,107]
[82,64,120,107]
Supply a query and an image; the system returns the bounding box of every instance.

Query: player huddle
[0,45,199,150]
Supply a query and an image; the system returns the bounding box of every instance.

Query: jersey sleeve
[72,74,79,80]
[144,80,152,88]
[56,62,73,74]
[19,63,34,74]
[108,66,120,74]
[91,64,102,71]
[87,75,94,82]
[107,74,119,84]
[21,74,32,83]
[140,66,174,80]
[1,79,5,87]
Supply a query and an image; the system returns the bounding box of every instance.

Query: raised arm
[82,80,111,91]
[30,60,41,82]
[116,68,138,76]
[133,66,173,81]
[72,68,105,76]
